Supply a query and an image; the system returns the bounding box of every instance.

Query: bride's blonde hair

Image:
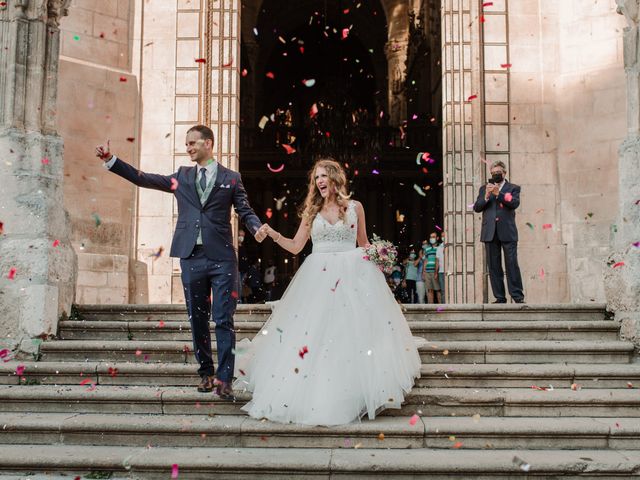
[300,158,350,227]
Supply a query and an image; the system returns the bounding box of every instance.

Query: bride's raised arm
[354,201,370,248]
[264,221,310,255]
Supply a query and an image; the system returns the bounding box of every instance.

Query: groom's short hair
[187,125,215,145]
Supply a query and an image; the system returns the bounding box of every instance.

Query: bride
[234,158,421,426]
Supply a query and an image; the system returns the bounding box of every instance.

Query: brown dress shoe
[197,375,216,393]
[215,380,236,401]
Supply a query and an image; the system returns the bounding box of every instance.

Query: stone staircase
[1,303,640,478]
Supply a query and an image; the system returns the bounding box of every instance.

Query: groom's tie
[199,168,207,191]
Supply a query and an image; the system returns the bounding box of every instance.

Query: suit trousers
[485,235,524,302]
[180,246,238,382]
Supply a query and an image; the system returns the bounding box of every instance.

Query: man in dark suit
[96,125,268,399]
[473,161,525,303]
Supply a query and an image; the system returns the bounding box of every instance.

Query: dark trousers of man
[180,246,238,382]
[405,279,417,304]
[485,235,524,302]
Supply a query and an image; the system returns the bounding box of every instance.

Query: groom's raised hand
[95,140,112,161]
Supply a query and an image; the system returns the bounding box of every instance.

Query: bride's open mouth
[318,184,328,195]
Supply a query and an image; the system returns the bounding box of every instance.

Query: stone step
[0,444,638,478]
[57,320,621,341]
[38,339,635,364]
[76,303,608,323]
[4,361,640,389]
[1,385,639,417]
[0,413,639,451]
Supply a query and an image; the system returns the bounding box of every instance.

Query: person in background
[423,232,440,303]
[237,229,249,303]
[403,249,418,303]
[390,262,403,287]
[394,279,412,304]
[414,246,426,304]
[263,262,276,302]
[436,231,446,303]
[246,259,264,303]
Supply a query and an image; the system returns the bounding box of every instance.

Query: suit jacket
[110,157,262,261]
[473,180,521,242]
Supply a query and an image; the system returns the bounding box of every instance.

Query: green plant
[86,471,113,479]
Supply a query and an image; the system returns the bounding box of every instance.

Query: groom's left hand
[255,224,269,243]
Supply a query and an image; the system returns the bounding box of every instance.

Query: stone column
[385,39,408,127]
[0,0,76,355]
[605,0,640,347]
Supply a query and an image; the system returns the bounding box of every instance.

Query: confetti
[302,79,316,87]
[241,68,248,77]
[73,35,80,41]
[265,208,273,219]
[281,144,296,154]
[171,463,179,479]
[570,383,581,390]
[135,349,142,356]
[171,178,179,191]
[108,367,119,378]
[372,169,380,175]
[539,267,545,280]
[467,94,478,101]
[158,321,165,328]
[526,222,534,230]
[126,137,135,142]
[119,76,127,82]
[628,382,634,388]
[331,279,341,292]
[41,157,50,165]
[378,433,385,441]
[222,57,233,67]
[80,378,96,391]
[195,58,207,64]
[531,385,547,391]
[258,116,269,130]
[266,72,275,79]
[7,267,16,280]
[342,28,350,40]
[504,192,513,202]
[231,291,239,299]
[298,345,309,359]
[633,242,640,248]
[15,365,25,376]
[310,103,319,118]
[452,441,463,449]
[512,456,531,472]
[472,413,481,422]
[435,225,442,231]
[442,349,449,355]
[409,414,420,426]
[0,349,11,362]
[267,163,285,173]
[150,246,164,259]
[500,63,512,68]
[52,239,60,247]
[612,262,625,268]
[413,184,426,197]
[542,224,552,230]
[0,221,3,234]
[483,1,494,6]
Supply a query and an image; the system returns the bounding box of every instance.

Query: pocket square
[219,184,231,189]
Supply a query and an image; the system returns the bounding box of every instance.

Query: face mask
[409,253,416,260]
[429,238,437,245]
[441,237,445,243]
[491,172,504,183]
[238,236,244,243]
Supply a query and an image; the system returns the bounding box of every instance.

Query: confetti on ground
[171,463,179,479]
[452,441,463,449]
[331,279,341,292]
[92,213,102,227]
[628,382,634,388]
[158,321,165,328]
[80,378,96,391]
[526,222,534,230]
[15,365,25,376]
[135,349,142,356]
[378,433,385,440]
[298,345,309,359]
[632,242,640,248]
[108,367,119,378]
[409,414,420,426]
[282,144,296,154]
[53,240,60,247]
[0,349,11,362]
[7,267,16,280]
[41,157,49,165]
[531,385,548,391]
[539,267,545,280]
[171,178,179,191]
[442,349,449,355]
[472,413,481,422]
[267,163,285,173]
[542,223,552,230]
[436,306,445,312]
[570,383,581,390]
[612,262,625,268]
[303,79,316,87]
[512,455,531,472]
[73,35,80,41]
[413,184,426,197]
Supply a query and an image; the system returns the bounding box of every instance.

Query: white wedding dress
[234,201,422,426]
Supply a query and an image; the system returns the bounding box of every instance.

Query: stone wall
[504,0,626,303]
[58,0,139,304]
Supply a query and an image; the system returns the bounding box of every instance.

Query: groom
[96,125,268,399]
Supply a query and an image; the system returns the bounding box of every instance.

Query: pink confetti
[632,242,640,248]
[539,267,545,280]
[342,28,350,40]
[436,306,445,312]
[298,345,309,359]
[372,169,380,175]
[241,68,248,77]
[409,414,420,425]
[266,71,275,79]
[7,267,16,280]
[267,163,285,173]
[52,239,60,247]
[542,224,553,230]
[171,463,179,479]
[171,178,179,191]
[158,321,165,328]
[135,349,142,356]
[108,367,119,377]
[265,208,273,219]
[119,76,127,82]
[331,279,341,292]
[0,349,11,362]
[310,103,318,118]
[41,157,50,165]
[483,1,494,6]
[501,63,512,68]
[195,58,207,64]
[15,365,25,376]
[467,94,478,101]
[504,192,513,202]
[612,262,625,269]
[0,221,3,235]
[435,225,442,231]
[222,57,233,67]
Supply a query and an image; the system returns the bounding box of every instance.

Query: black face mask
[491,172,504,183]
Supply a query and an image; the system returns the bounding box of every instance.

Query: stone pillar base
[0,129,76,356]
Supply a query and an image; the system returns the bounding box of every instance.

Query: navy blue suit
[474,181,524,302]
[109,157,262,381]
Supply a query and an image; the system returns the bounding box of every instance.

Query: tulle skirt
[233,246,422,426]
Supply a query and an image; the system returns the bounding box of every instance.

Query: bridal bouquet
[363,234,398,275]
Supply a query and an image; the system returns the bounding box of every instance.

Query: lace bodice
[311,201,358,253]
